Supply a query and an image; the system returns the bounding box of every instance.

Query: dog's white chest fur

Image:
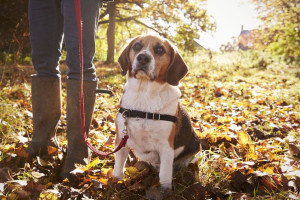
[116,78,181,166]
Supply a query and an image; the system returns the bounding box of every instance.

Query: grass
[0,50,299,199]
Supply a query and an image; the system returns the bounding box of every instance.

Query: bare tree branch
[133,19,168,38]
[98,15,140,25]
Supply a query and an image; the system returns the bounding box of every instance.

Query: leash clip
[122,110,129,136]
[122,123,128,136]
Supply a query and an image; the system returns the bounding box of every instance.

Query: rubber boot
[60,79,97,180]
[26,75,61,158]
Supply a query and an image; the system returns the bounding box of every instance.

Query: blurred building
[238,25,256,50]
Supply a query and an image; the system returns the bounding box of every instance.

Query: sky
[198,0,262,51]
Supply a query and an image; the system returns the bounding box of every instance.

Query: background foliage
[0,0,30,63]
[250,0,300,62]
[0,0,215,64]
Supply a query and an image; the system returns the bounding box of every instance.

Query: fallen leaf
[47,146,58,155]
[289,144,300,159]
[127,181,145,191]
[238,131,252,145]
[182,183,206,200]
[0,167,13,182]
[98,177,108,186]
[31,171,45,179]
[39,189,60,199]
[15,144,28,158]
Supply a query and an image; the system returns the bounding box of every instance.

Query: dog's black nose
[137,53,151,65]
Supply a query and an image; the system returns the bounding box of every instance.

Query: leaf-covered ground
[0,51,299,199]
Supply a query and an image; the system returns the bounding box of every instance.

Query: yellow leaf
[98,177,108,185]
[249,144,255,153]
[125,166,139,177]
[245,152,258,161]
[2,144,15,152]
[84,157,101,171]
[269,154,279,161]
[238,131,252,145]
[101,168,114,178]
[225,135,232,142]
[243,110,249,117]
[217,116,231,123]
[264,167,274,175]
[246,168,254,175]
[39,191,59,200]
[238,101,250,108]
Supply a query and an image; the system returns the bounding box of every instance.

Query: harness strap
[119,107,177,123]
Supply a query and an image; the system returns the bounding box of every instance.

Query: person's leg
[29,0,64,78]
[60,0,101,179]
[27,0,64,158]
[62,0,100,81]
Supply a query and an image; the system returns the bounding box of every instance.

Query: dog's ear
[166,43,188,86]
[118,38,136,76]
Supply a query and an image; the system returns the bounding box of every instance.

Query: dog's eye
[154,46,165,55]
[133,43,143,52]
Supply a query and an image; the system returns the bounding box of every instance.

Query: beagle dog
[113,35,200,189]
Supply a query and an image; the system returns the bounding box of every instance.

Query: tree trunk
[106,1,116,64]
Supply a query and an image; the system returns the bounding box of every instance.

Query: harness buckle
[122,109,129,119]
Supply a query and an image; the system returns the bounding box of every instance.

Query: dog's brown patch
[168,122,177,149]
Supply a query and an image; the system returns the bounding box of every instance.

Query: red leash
[74,0,128,157]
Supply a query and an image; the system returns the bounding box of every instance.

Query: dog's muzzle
[132,51,156,80]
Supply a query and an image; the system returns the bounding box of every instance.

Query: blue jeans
[29,0,101,81]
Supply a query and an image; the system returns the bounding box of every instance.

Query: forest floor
[0,51,299,199]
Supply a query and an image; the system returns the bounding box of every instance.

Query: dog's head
[118,35,188,86]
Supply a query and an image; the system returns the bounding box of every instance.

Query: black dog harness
[119,107,177,123]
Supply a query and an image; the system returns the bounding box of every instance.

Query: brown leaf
[182,183,206,200]
[15,144,29,158]
[107,114,114,123]
[134,161,151,178]
[47,146,58,155]
[0,167,13,182]
[146,186,176,200]
[260,176,277,191]
[145,186,164,200]
[24,180,46,193]
[104,135,114,146]
[142,175,157,188]
[13,188,31,198]
[127,181,145,191]
[289,144,300,159]
[107,177,125,192]
[91,118,99,129]
[232,170,247,190]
